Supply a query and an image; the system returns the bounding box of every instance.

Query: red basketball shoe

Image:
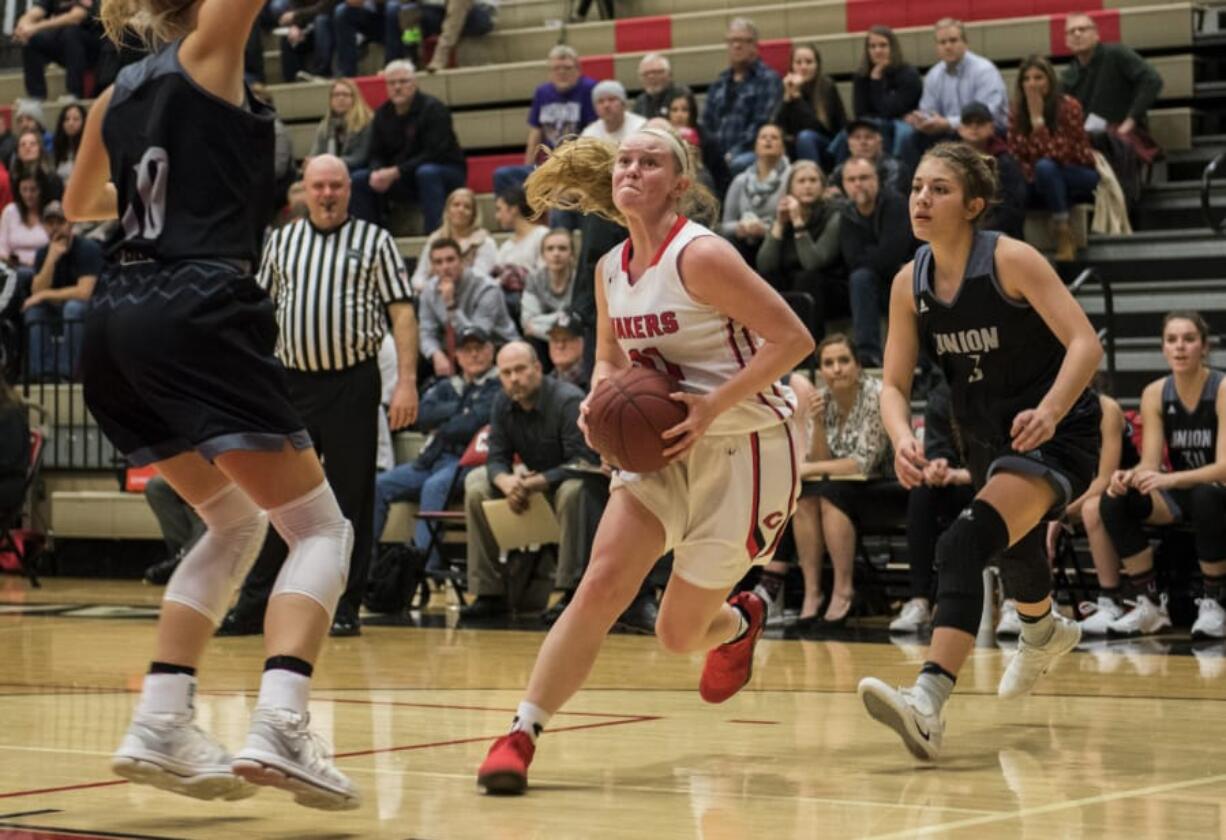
[476,730,535,795]
[699,591,766,703]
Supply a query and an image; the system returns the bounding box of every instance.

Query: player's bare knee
[654,614,704,654]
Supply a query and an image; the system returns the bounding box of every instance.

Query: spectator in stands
[665,91,701,149]
[888,376,974,633]
[787,334,891,630]
[581,80,647,145]
[633,53,689,120]
[900,18,1007,170]
[372,324,500,571]
[351,59,467,233]
[756,161,845,338]
[829,117,908,198]
[700,17,783,179]
[141,475,205,586]
[13,0,103,101]
[0,373,28,522]
[520,228,575,345]
[51,103,84,182]
[10,130,62,199]
[0,171,51,269]
[1008,55,1098,262]
[850,25,922,159]
[720,123,788,264]
[309,78,374,172]
[493,45,597,197]
[12,100,49,149]
[1062,391,1138,635]
[332,0,403,78]
[772,43,846,171]
[1099,311,1226,640]
[839,156,913,366]
[410,0,498,73]
[22,201,99,380]
[418,237,519,378]
[460,340,593,621]
[956,102,1026,240]
[411,186,497,290]
[547,313,588,389]
[1062,13,1163,144]
[492,185,548,282]
[271,0,338,82]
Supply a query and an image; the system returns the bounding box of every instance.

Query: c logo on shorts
[763,511,785,530]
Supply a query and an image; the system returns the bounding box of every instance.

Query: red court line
[728,719,780,725]
[0,782,127,802]
[318,697,650,719]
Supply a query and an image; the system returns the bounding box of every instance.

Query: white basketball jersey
[602,217,796,436]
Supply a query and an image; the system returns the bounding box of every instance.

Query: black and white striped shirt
[257,217,413,372]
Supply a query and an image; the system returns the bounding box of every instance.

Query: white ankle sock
[511,701,550,742]
[723,604,749,644]
[137,673,197,716]
[257,669,311,715]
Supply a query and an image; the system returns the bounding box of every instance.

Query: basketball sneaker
[476,730,536,795]
[889,598,932,633]
[112,711,256,801]
[1191,598,1226,639]
[699,591,766,704]
[1107,594,1171,637]
[1077,596,1123,635]
[995,599,1021,637]
[857,677,943,761]
[998,611,1081,698]
[231,707,359,811]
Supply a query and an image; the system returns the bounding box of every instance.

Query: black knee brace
[1098,488,1153,559]
[998,525,1051,603]
[934,499,1011,634]
[1188,484,1226,562]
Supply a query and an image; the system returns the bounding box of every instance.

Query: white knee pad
[269,481,353,616]
[163,483,269,626]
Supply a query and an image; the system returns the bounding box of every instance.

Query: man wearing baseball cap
[546,313,589,390]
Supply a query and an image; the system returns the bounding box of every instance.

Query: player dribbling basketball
[475,128,814,794]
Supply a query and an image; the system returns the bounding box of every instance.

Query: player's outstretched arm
[63,86,117,223]
[180,0,268,106]
[589,254,631,392]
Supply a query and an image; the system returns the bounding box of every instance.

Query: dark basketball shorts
[81,259,311,466]
[964,399,1102,522]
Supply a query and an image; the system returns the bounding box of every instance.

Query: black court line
[0,822,183,840]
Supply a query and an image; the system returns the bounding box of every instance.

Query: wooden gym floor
[2,577,1226,839]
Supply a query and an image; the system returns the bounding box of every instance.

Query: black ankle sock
[264,655,313,677]
[920,661,957,685]
[1101,585,1121,603]
[149,661,196,677]
[758,570,785,601]
[1018,605,1051,624]
[1205,573,1226,604]
[1126,568,1158,599]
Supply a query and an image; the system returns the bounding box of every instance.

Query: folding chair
[0,428,45,587]
[415,425,491,605]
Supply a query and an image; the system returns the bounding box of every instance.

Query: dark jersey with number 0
[1161,370,1222,470]
[102,40,276,264]
[913,230,1097,450]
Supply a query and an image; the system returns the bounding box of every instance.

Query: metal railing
[1202,151,1226,235]
[1069,267,1117,393]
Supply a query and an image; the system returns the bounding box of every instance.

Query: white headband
[633,127,693,177]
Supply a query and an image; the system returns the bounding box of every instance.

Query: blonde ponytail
[101,0,195,48]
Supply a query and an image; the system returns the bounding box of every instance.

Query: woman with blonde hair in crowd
[308,78,373,172]
[411,186,497,291]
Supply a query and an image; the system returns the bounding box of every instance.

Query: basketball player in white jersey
[475,127,815,794]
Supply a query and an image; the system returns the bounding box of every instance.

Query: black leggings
[1100,484,1226,562]
[905,483,974,600]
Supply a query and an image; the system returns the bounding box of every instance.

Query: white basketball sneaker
[995,599,1022,637]
[232,707,360,811]
[889,598,932,633]
[1191,598,1226,640]
[857,677,943,761]
[112,711,256,801]
[998,612,1082,698]
[1078,597,1124,635]
[1107,594,1171,637]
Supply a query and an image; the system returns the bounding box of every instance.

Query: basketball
[586,366,689,472]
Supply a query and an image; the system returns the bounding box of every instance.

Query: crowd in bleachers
[7,0,1220,648]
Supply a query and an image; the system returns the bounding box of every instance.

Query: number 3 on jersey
[629,348,685,382]
[121,147,169,240]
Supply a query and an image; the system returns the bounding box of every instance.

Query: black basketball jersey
[1161,369,1222,470]
[102,41,276,264]
[913,231,1096,448]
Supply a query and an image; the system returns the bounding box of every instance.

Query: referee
[218,154,419,638]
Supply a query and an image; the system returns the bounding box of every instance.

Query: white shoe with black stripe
[112,711,256,801]
[232,707,360,811]
[858,677,943,761]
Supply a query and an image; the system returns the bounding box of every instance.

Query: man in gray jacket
[418,237,520,378]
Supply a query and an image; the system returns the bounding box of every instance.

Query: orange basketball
[586,366,688,473]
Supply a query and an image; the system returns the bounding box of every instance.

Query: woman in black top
[858,143,1102,761]
[772,43,847,171]
[1098,311,1226,641]
[847,26,922,160]
[65,0,359,811]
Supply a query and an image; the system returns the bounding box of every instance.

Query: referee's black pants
[231,358,381,620]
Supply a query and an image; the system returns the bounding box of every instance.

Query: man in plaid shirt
[700,17,783,181]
